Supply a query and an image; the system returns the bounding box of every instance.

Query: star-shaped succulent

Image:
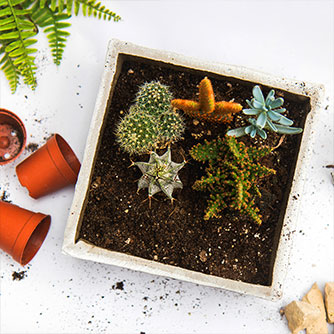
[133,147,185,202]
[171,77,242,123]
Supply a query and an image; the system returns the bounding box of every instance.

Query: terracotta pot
[0,108,26,165]
[0,201,51,265]
[16,134,81,199]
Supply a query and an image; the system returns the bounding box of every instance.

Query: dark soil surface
[78,56,311,286]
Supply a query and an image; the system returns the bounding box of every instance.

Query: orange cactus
[171,77,242,123]
[199,77,215,113]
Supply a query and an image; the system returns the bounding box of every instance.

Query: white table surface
[1,1,333,333]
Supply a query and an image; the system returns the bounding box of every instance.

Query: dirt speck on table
[112,281,124,290]
[12,271,27,281]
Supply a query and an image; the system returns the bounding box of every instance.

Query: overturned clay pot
[0,201,51,265]
[16,134,81,199]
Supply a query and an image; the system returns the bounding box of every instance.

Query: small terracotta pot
[16,134,81,199]
[0,108,26,165]
[0,201,51,265]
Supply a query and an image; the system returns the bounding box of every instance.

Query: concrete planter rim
[62,39,325,301]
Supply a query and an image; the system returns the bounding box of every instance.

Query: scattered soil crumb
[12,271,26,281]
[43,133,54,142]
[112,281,124,290]
[0,190,11,203]
[26,143,39,153]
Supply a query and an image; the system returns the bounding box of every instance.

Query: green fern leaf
[31,7,71,65]
[0,7,11,16]
[1,0,119,92]
[0,46,20,92]
[66,0,73,15]
[0,17,15,26]
[0,0,38,91]
[0,22,16,31]
[50,0,56,11]
[64,0,120,21]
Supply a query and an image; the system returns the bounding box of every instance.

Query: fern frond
[0,45,20,92]
[1,0,119,91]
[39,0,121,21]
[73,0,120,20]
[74,0,120,21]
[0,0,37,91]
[31,4,71,65]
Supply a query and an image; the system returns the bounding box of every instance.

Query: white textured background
[0,1,333,333]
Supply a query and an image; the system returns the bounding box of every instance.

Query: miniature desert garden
[77,56,311,287]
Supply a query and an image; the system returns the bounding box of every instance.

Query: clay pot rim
[0,108,26,165]
[12,212,51,265]
[49,134,81,184]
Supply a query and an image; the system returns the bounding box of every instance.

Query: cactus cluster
[171,77,242,123]
[116,81,185,155]
[133,147,185,202]
[227,85,303,139]
[190,135,275,225]
[135,81,174,115]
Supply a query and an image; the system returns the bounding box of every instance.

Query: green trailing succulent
[190,135,275,225]
[115,81,185,155]
[0,0,120,92]
[133,146,185,202]
[227,85,303,139]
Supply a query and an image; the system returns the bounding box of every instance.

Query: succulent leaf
[257,127,267,139]
[252,85,265,104]
[243,108,259,115]
[256,111,267,128]
[265,89,275,105]
[274,124,303,135]
[226,127,247,137]
[267,110,281,122]
[266,119,278,132]
[277,114,294,126]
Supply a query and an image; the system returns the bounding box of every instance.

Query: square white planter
[62,39,324,300]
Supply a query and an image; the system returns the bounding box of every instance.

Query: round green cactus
[115,107,158,155]
[135,81,174,115]
[158,111,185,143]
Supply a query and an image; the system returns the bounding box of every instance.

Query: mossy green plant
[190,135,275,225]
